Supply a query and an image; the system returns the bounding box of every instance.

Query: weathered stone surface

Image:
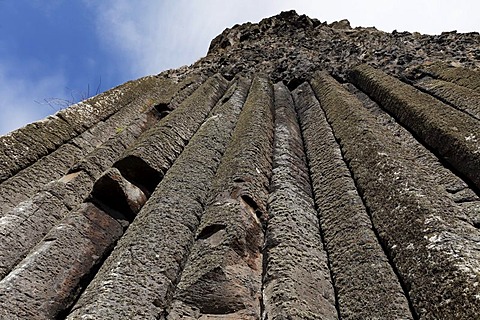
[91,168,147,218]
[114,74,229,193]
[68,120,109,153]
[191,10,480,87]
[0,192,64,280]
[311,72,480,319]
[262,82,337,319]
[33,114,77,148]
[0,143,85,215]
[207,76,274,221]
[167,202,264,320]
[0,170,93,280]
[351,64,480,190]
[56,75,175,133]
[0,74,192,186]
[344,82,480,228]
[0,130,48,182]
[0,203,123,320]
[415,61,480,91]
[44,170,94,211]
[11,116,74,155]
[67,78,250,319]
[166,76,273,319]
[167,74,207,110]
[67,74,198,180]
[0,10,479,319]
[0,80,129,184]
[70,111,156,180]
[294,82,412,319]
[413,77,480,120]
[0,115,75,173]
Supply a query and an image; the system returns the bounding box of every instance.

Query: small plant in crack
[35,77,102,111]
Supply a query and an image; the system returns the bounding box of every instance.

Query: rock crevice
[0,10,479,320]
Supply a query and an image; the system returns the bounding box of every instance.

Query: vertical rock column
[113,74,229,193]
[415,61,480,91]
[413,78,480,120]
[344,82,480,229]
[0,202,125,319]
[293,81,413,319]
[66,77,249,319]
[0,75,199,215]
[350,64,480,190]
[311,71,480,319]
[262,82,337,319]
[166,76,274,319]
[0,76,222,284]
[0,76,227,319]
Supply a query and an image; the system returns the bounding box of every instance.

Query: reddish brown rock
[166,76,274,319]
[0,203,123,319]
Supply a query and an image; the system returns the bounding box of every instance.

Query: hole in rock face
[219,39,230,49]
[197,224,227,240]
[239,33,250,42]
[91,181,136,221]
[286,78,305,91]
[184,267,247,315]
[114,156,162,195]
[240,194,267,228]
[222,73,235,81]
[240,195,259,211]
[154,103,172,118]
[221,96,230,104]
[90,170,148,223]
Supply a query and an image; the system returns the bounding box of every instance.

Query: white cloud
[84,0,308,77]
[86,0,480,81]
[269,0,480,34]
[0,62,67,135]
[2,0,478,135]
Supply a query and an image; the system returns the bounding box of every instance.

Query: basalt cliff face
[0,10,479,320]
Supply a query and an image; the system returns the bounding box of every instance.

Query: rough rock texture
[263,83,337,319]
[1,10,479,320]
[170,10,480,86]
[294,82,412,319]
[166,76,272,319]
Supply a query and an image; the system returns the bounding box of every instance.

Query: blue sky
[1,0,479,135]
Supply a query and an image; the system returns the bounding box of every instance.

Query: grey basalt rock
[0,9,480,320]
[350,64,480,191]
[91,167,148,217]
[415,61,480,91]
[263,82,337,319]
[413,77,480,120]
[0,168,94,281]
[0,203,123,320]
[311,71,480,319]
[294,82,412,319]
[66,77,249,319]
[0,143,85,215]
[166,76,274,319]
[344,82,480,228]
[199,10,480,84]
[113,74,228,193]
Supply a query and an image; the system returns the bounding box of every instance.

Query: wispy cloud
[84,0,310,78]
[1,0,478,135]
[85,0,480,82]
[0,62,67,135]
